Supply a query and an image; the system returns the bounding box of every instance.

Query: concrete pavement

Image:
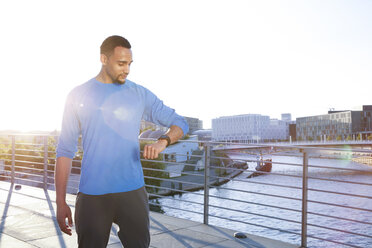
[0,181,298,248]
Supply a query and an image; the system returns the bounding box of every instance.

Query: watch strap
[158,135,171,147]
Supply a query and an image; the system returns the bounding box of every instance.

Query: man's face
[102,46,133,84]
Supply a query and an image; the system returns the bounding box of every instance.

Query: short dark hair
[100,35,131,56]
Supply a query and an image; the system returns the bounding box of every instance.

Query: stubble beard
[115,76,126,85]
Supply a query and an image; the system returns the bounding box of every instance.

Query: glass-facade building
[296,105,372,141]
[212,114,288,142]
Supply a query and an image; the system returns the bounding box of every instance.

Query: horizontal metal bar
[308,199,372,212]
[215,153,305,168]
[208,164,252,173]
[14,171,44,178]
[149,202,203,215]
[218,175,303,190]
[308,187,372,199]
[307,211,372,226]
[12,154,44,160]
[307,222,372,239]
[66,185,78,190]
[14,160,44,166]
[208,213,302,237]
[308,176,372,187]
[142,167,205,178]
[308,164,371,173]
[14,171,43,177]
[14,143,42,147]
[13,177,43,184]
[208,166,303,180]
[67,179,80,183]
[143,176,205,187]
[306,233,364,248]
[14,148,42,153]
[148,193,204,206]
[208,203,302,225]
[46,182,78,191]
[145,184,205,196]
[140,158,202,168]
[212,185,302,201]
[13,166,44,173]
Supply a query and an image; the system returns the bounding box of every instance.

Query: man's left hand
[143,140,167,159]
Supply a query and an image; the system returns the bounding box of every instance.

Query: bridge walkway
[0,181,297,248]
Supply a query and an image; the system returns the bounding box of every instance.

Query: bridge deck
[0,181,297,248]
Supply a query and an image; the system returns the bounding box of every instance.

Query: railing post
[43,136,48,189]
[301,149,309,248]
[203,142,210,225]
[11,135,15,184]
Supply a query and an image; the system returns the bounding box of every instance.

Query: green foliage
[357,133,362,140]
[0,137,11,170]
[346,135,352,141]
[336,135,342,141]
[139,141,168,193]
[181,134,190,140]
[368,134,372,141]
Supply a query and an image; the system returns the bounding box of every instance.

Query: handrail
[0,134,371,247]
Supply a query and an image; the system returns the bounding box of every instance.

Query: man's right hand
[57,202,73,236]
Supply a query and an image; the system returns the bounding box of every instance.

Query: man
[55,35,188,248]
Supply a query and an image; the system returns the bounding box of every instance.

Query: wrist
[158,134,171,147]
[157,139,168,147]
[56,197,66,205]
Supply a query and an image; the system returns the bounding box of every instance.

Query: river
[150,154,372,248]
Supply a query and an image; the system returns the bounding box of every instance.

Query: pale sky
[0,0,371,131]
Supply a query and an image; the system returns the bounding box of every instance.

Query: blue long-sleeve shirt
[56,78,189,195]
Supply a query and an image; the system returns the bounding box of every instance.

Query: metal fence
[0,134,371,248]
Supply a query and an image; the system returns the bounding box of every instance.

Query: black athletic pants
[75,186,150,248]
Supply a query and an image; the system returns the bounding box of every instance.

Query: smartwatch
[158,134,171,147]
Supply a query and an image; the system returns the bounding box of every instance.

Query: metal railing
[0,134,371,248]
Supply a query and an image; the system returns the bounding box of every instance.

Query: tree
[368,134,372,141]
[336,135,342,141]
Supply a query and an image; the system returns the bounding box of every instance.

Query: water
[150,154,372,248]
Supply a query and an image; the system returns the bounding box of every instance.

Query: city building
[289,123,297,141]
[296,105,372,141]
[212,114,289,143]
[184,117,203,134]
[268,119,287,141]
[281,113,295,139]
[281,113,292,122]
